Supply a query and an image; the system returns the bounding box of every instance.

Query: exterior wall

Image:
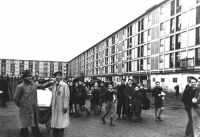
[68,0,200,87]
[151,73,200,93]
[0,59,68,78]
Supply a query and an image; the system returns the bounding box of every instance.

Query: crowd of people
[1,70,200,137]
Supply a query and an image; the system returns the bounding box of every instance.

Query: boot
[110,117,115,126]
[31,127,42,137]
[101,117,106,124]
[20,128,29,137]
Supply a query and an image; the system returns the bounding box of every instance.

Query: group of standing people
[68,78,155,126]
[14,70,70,137]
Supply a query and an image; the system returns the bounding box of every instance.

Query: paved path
[0,102,187,137]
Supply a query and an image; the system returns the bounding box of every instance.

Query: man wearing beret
[14,70,53,137]
[51,71,70,137]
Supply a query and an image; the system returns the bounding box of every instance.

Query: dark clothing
[92,88,100,105]
[79,85,87,106]
[182,85,197,109]
[105,90,115,102]
[116,84,126,117]
[132,89,143,118]
[99,86,106,104]
[52,128,64,137]
[182,85,199,137]
[152,86,163,109]
[73,86,81,105]
[124,85,135,118]
[174,85,179,98]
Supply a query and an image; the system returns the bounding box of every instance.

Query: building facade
[0,59,68,78]
[68,0,200,92]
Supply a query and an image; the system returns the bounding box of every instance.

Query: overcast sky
[0,0,164,62]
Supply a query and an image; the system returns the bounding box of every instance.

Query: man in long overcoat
[51,71,70,137]
[14,70,52,137]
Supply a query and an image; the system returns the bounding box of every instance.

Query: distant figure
[101,83,117,126]
[152,81,165,121]
[174,84,179,99]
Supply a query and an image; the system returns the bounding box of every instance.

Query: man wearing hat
[152,81,165,121]
[51,71,70,137]
[14,70,53,137]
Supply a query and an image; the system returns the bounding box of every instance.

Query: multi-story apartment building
[68,0,200,92]
[0,59,68,78]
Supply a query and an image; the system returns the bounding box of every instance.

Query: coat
[51,81,70,128]
[14,82,37,128]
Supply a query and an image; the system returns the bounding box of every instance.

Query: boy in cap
[152,81,165,121]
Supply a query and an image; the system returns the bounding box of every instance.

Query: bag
[142,96,151,110]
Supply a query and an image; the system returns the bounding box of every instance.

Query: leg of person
[158,107,164,121]
[109,104,115,126]
[117,101,122,120]
[33,108,42,137]
[102,102,111,124]
[185,108,194,137]
[122,102,126,119]
[155,108,158,121]
[20,128,29,137]
[59,128,64,137]
[31,126,41,137]
[52,128,59,137]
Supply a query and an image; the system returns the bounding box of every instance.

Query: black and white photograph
[0,0,200,137]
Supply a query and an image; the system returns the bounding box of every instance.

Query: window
[105,57,108,65]
[127,38,132,49]
[147,43,151,55]
[170,36,175,50]
[160,55,164,63]
[106,40,109,47]
[140,59,144,70]
[105,66,108,74]
[138,21,141,32]
[111,65,115,73]
[141,46,144,57]
[176,15,181,31]
[153,78,156,82]
[105,48,109,56]
[160,23,164,31]
[171,0,175,16]
[127,25,132,37]
[141,19,144,30]
[175,52,181,67]
[176,0,181,13]
[160,39,164,53]
[170,18,175,33]
[170,53,174,68]
[176,34,181,49]
[161,78,165,82]
[126,61,132,72]
[196,27,200,45]
[173,78,177,83]
[137,47,141,57]
[195,48,200,66]
[147,58,150,64]
[196,6,200,24]
[111,56,115,64]
[112,36,115,45]
[111,46,115,54]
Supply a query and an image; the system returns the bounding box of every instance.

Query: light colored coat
[51,81,70,128]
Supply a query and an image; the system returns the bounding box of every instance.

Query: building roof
[68,0,169,63]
